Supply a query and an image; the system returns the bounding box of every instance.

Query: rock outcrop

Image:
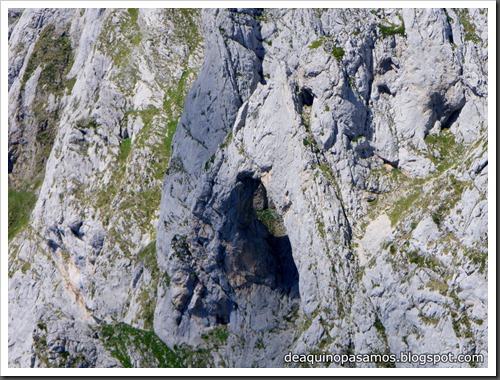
[8,8,204,367]
[8,8,488,368]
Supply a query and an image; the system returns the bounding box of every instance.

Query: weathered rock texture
[8,8,204,367]
[8,8,488,368]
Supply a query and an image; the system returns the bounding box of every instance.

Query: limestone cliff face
[8,8,488,368]
[8,8,204,367]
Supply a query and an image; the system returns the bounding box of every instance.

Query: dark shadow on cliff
[219,175,300,301]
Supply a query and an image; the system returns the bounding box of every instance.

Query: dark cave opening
[427,92,466,132]
[252,182,299,297]
[377,83,392,96]
[222,175,300,299]
[299,87,315,107]
[184,175,301,330]
[378,57,398,75]
[441,105,464,130]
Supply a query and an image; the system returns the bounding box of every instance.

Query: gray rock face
[156,8,488,367]
[8,8,204,368]
[8,7,488,368]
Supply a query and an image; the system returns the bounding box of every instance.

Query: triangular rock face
[8,7,488,368]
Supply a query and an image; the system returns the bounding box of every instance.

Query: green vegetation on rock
[100,322,181,367]
[20,23,74,183]
[127,8,139,24]
[92,9,203,233]
[455,8,482,44]
[100,322,214,368]
[377,21,405,38]
[425,129,466,173]
[31,322,91,368]
[373,315,386,335]
[388,187,424,226]
[309,39,323,49]
[8,188,37,240]
[22,24,73,90]
[135,240,163,329]
[76,117,98,129]
[201,325,230,349]
[86,9,204,333]
[331,46,345,62]
[309,37,345,62]
[98,9,142,69]
[119,138,132,161]
[256,209,287,237]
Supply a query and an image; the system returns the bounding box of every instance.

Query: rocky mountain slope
[8,8,488,368]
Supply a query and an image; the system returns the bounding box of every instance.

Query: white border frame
[1,1,496,376]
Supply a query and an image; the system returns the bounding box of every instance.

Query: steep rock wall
[8,7,488,368]
[8,8,204,367]
[156,8,488,368]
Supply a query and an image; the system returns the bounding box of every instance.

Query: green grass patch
[100,322,181,368]
[450,310,474,340]
[331,46,345,62]
[316,218,326,240]
[256,209,287,237]
[309,37,345,62]
[119,138,132,161]
[377,22,405,37]
[201,326,229,345]
[432,213,441,226]
[100,322,215,368]
[8,188,37,240]
[455,9,481,43]
[407,250,441,270]
[177,9,203,52]
[204,153,216,171]
[254,12,267,23]
[127,8,139,24]
[465,249,487,274]
[388,188,423,226]
[137,240,156,264]
[21,261,32,274]
[309,39,323,49]
[64,77,77,92]
[425,130,466,173]
[427,277,448,295]
[136,240,161,329]
[419,311,440,326]
[389,244,396,255]
[161,68,197,170]
[351,134,365,143]
[97,9,143,69]
[163,69,194,115]
[220,131,233,150]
